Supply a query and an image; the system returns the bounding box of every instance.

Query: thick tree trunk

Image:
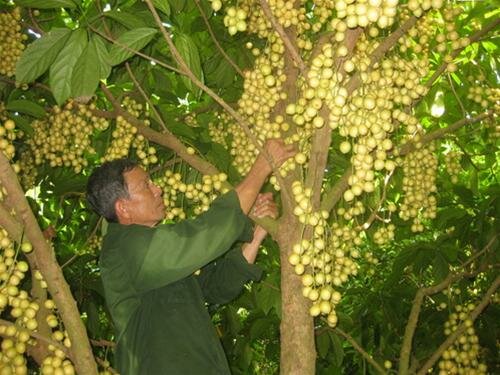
[277,214,315,375]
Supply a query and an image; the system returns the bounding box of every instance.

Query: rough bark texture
[277,213,315,375]
[0,153,98,375]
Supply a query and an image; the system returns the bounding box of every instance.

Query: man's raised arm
[235,139,296,214]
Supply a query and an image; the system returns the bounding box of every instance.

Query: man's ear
[115,199,130,222]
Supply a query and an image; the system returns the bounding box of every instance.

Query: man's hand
[250,192,278,242]
[235,139,295,215]
[251,192,278,219]
[243,193,278,263]
[259,139,297,174]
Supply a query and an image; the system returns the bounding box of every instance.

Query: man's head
[86,159,165,226]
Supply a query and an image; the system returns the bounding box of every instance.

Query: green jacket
[99,191,262,374]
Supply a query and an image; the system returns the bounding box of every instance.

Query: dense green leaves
[16,28,72,84]
[71,35,111,98]
[108,27,157,66]
[152,0,171,16]
[174,33,204,97]
[14,0,77,9]
[49,29,89,104]
[5,99,46,118]
[104,10,148,29]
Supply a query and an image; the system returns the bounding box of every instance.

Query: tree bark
[0,153,98,375]
[277,213,316,375]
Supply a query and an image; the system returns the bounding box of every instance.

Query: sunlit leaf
[108,27,157,66]
[16,28,72,84]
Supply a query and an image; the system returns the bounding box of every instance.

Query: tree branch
[125,62,168,132]
[333,327,386,375]
[259,0,306,74]
[398,253,493,375]
[398,110,494,156]
[306,28,362,210]
[345,15,419,95]
[320,169,351,213]
[0,318,69,357]
[99,83,221,176]
[143,0,294,208]
[425,18,500,89]
[193,0,244,77]
[416,276,500,375]
[87,25,182,74]
[0,154,98,375]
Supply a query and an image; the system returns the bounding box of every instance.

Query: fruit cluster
[26,101,109,174]
[438,303,488,375]
[444,150,462,184]
[102,97,158,167]
[155,169,228,220]
[0,7,27,77]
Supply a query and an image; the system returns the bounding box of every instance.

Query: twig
[425,18,500,89]
[91,339,115,348]
[0,76,51,93]
[320,169,351,213]
[447,74,467,117]
[345,15,419,95]
[398,110,494,156]
[95,0,113,39]
[125,62,168,132]
[143,0,294,208]
[333,327,386,375]
[99,83,221,176]
[416,276,500,375]
[357,171,394,231]
[61,218,103,269]
[462,234,497,269]
[27,8,45,35]
[95,357,119,374]
[87,25,182,74]
[0,318,70,357]
[259,0,306,74]
[451,139,481,172]
[398,262,491,374]
[193,0,244,77]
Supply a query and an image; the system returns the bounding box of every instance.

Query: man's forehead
[124,167,149,187]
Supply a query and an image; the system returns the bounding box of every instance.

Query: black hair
[86,159,138,222]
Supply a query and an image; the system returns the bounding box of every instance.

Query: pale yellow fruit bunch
[0,7,27,77]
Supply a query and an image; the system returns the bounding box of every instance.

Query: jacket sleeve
[196,246,263,305]
[132,190,254,293]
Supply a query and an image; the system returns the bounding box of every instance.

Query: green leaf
[249,318,271,340]
[108,27,157,66]
[71,35,110,98]
[206,143,231,171]
[5,100,46,118]
[433,254,450,282]
[104,10,148,29]
[152,0,171,16]
[255,284,279,315]
[49,29,88,105]
[316,331,330,359]
[168,0,186,12]
[14,0,76,8]
[436,207,467,229]
[329,331,345,367]
[174,33,203,97]
[16,28,72,84]
[93,35,112,80]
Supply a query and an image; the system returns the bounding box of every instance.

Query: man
[86,139,295,374]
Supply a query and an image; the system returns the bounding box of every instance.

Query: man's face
[120,167,165,226]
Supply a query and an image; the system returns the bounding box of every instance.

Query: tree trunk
[277,214,316,375]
